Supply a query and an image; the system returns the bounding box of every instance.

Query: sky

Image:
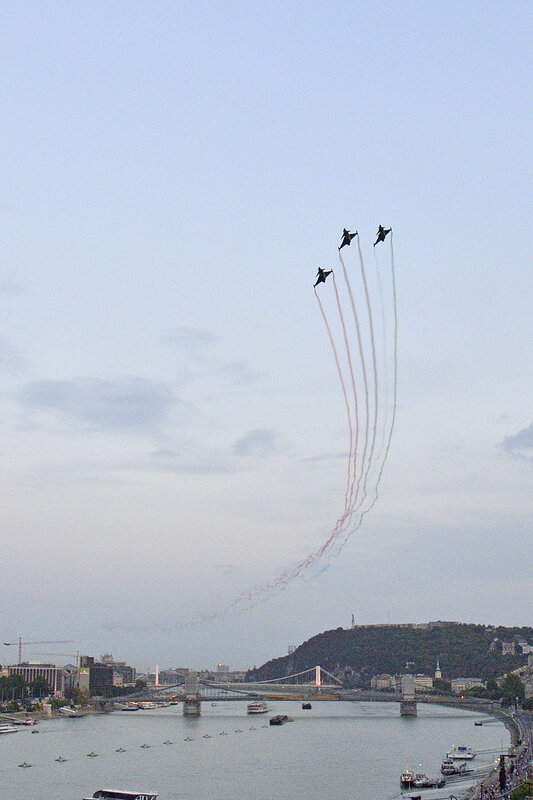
[1,1,532,673]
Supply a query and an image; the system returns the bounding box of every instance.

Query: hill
[246,623,533,686]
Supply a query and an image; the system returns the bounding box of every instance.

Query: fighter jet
[339,229,358,250]
[314,268,333,287]
[374,225,392,246]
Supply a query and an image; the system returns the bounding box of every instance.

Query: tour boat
[247,701,268,714]
[446,745,476,760]
[441,757,473,775]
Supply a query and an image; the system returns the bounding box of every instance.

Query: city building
[371,674,393,690]
[8,662,65,695]
[502,641,516,655]
[434,660,442,680]
[450,677,485,694]
[414,674,434,691]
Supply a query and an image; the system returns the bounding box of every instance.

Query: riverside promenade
[462,710,532,800]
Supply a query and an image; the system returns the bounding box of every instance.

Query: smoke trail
[314,285,355,523]
[330,273,360,524]
[337,247,370,519]
[327,231,398,561]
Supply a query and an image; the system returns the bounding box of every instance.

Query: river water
[0,701,509,800]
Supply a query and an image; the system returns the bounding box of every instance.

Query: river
[0,701,509,800]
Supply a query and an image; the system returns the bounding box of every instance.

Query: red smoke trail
[330,273,360,523]
[314,284,355,523]
[169,234,399,628]
[337,248,371,520]
[328,232,398,561]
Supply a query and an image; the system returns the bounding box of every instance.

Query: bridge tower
[183,672,201,716]
[314,666,322,687]
[400,674,417,716]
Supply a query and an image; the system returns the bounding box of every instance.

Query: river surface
[0,701,509,800]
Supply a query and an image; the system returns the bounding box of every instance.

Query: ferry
[83,792,158,800]
[446,745,476,760]
[0,724,18,734]
[247,701,268,714]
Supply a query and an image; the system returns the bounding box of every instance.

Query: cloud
[233,429,279,458]
[162,326,218,353]
[303,451,348,463]
[148,448,233,474]
[499,423,533,463]
[18,376,177,435]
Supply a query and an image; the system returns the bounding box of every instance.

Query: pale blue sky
[1,1,532,671]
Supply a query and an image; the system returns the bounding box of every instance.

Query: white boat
[83,792,158,800]
[441,757,473,775]
[446,745,476,760]
[0,724,18,734]
[58,706,80,717]
[247,701,268,714]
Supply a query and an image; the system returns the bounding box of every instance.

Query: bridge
[111,666,503,719]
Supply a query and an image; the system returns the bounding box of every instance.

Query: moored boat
[401,769,445,788]
[441,757,473,776]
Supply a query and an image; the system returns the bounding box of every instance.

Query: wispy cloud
[18,376,178,435]
[303,451,348,463]
[233,429,280,458]
[148,448,234,474]
[499,423,533,463]
[162,326,218,353]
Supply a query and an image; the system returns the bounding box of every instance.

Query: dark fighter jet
[314,268,333,288]
[339,229,358,250]
[374,225,392,246]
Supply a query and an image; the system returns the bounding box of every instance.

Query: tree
[500,673,525,702]
[522,696,533,711]
[30,677,51,699]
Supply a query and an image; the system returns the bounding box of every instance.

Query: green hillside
[247,623,533,686]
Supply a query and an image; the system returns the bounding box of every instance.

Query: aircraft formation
[314,226,391,286]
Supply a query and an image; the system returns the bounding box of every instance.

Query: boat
[58,706,81,717]
[475,721,483,726]
[247,701,268,714]
[83,793,158,800]
[55,756,68,762]
[446,745,476,760]
[13,718,38,726]
[0,724,18,734]
[401,770,445,789]
[18,761,32,768]
[269,714,289,725]
[302,702,312,709]
[441,758,473,776]
[87,751,99,758]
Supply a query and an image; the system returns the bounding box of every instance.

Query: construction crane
[3,638,74,665]
[30,651,80,669]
